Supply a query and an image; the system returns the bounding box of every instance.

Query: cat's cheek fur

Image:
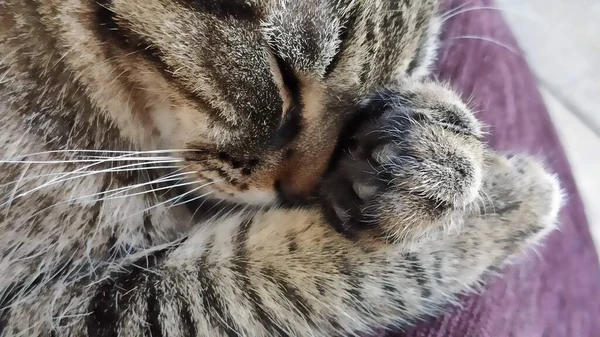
[0,0,564,336]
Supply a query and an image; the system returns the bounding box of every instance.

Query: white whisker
[120,180,223,221]
[0,165,183,190]
[99,167,193,197]
[102,179,199,201]
[2,148,202,159]
[83,174,194,203]
[186,198,222,227]
[170,188,217,209]
[7,152,171,196]
[440,1,475,21]
[0,157,183,164]
[1,150,187,197]
[440,6,538,25]
[1,160,183,205]
[165,179,224,211]
[13,172,196,220]
[448,35,520,55]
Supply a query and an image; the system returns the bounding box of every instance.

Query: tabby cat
[0,0,562,336]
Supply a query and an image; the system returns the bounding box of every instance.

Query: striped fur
[0,1,561,336]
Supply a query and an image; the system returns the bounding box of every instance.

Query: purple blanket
[381,1,600,336]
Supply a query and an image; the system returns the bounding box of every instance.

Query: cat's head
[3,0,440,205]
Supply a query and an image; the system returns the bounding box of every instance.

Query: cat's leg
[2,149,560,337]
[322,80,488,242]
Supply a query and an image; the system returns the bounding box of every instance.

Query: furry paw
[472,153,562,250]
[321,82,485,241]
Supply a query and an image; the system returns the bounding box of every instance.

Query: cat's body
[0,1,561,336]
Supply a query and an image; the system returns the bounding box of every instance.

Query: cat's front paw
[477,153,562,250]
[321,82,485,241]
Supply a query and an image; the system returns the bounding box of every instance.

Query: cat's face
[27,0,439,205]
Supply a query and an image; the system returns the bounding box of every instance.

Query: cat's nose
[275,180,311,206]
[275,171,321,205]
[275,148,331,204]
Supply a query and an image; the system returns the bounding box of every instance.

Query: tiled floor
[496,0,600,250]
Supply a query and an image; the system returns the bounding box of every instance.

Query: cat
[0,0,562,336]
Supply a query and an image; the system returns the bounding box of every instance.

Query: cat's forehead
[260,1,352,75]
[170,0,354,75]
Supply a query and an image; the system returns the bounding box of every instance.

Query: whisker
[17,170,196,215]
[3,148,203,159]
[120,180,222,221]
[170,187,218,209]
[0,147,201,204]
[0,165,183,190]
[100,165,183,173]
[0,157,184,164]
[440,6,538,25]
[81,172,195,203]
[6,151,176,196]
[187,197,223,227]
[447,35,521,55]
[166,179,224,211]
[2,160,182,204]
[101,179,199,201]
[170,191,216,212]
[439,1,475,21]
[85,155,181,161]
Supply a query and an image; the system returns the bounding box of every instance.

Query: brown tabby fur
[0,1,562,336]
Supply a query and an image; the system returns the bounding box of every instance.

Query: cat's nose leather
[275,169,321,203]
[275,148,331,203]
[275,180,311,206]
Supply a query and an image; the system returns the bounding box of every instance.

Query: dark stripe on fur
[404,253,431,298]
[178,296,198,337]
[339,255,366,313]
[324,9,358,78]
[406,30,427,75]
[87,277,129,337]
[176,0,260,21]
[87,249,171,337]
[231,217,290,336]
[0,306,10,337]
[406,7,433,75]
[380,260,407,311]
[196,235,240,337]
[94,1,164,67]
[3,3,123,151]
[262,266,315,328]
[315,276,328,297]
[359,13,377,84]
[270,47,303,146]
[143,212,154,244]
[0,278,41,316]
[432,252,443,286]
[146,280,164,337]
